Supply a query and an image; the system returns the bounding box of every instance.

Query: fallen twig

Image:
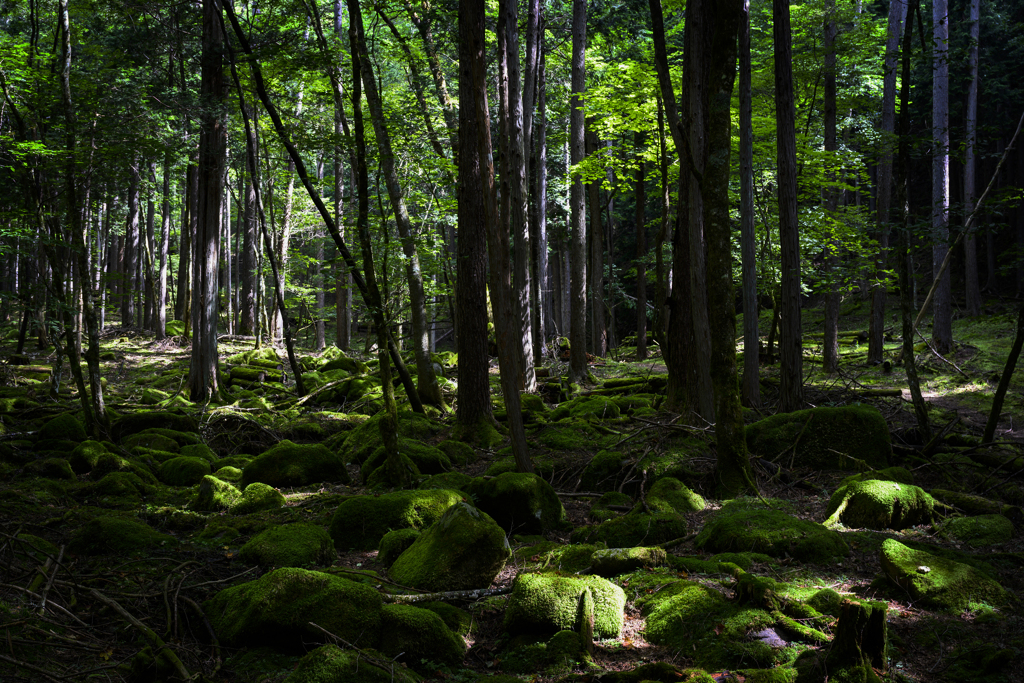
[380,585,512,604]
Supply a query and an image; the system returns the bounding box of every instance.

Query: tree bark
[157,151,171,339]
[635,130,648,361]
[530,36,549,361]
[964,0,981,316]
[123,162,140,328]
[239,110,258,335]
[822,0,840,375]
[569,0,589,384]
[587,128,607,357]
[739,0,759,407]
[932,0,952,354]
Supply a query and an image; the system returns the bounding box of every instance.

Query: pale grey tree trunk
[964,0,982,315]
[740,0,760,406]
[569,0,588,383]
[932,0,953,353]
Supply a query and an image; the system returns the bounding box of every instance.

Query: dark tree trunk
[964,0,981,316]
[239,113,258,336]
[530,38,549,360]
[635,130,648,361]
[822,0,840,375]
[587,128,607,358]
[569,0,588,384]
[932,0,952,353]
[739,0,759,406]
[123,162,140,328]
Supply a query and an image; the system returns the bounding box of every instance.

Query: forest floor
[0,294,1023,683]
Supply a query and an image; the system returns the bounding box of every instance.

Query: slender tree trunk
[222,174,233,335]
[635,130,648,361]
[823,0,840,375]
[964,0,981,316]
[739,0,759,406]
[175,163,196,326]
[569,0,588,384]
[530,37,549,361]
[403,0,458,159]
[123,162,140,328]
[775,0,803,412]
[239,111,258,335]
[587,128,607,357]
[144,164,157,330]
[334,0,351,350]
[932,0,952,353]
[157,151,170,339]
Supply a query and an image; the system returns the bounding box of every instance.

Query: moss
[361,439,451,482]
[141,388,170,405]
[84,472,155,506]
[534,421,603,451]
[329,489,464,550]
[212,465,244,482]
[230,482,286,515]
[180,443,217,462]
[469,472,569,534]
[451,417,505,449]
[503,572,626,638]
[879,538,1008,611]
[436,439,476,466]
[589,491,632,522]
[580,450,628,491]
[824,480,935,530]
[590,547,667,576]
[837,466,915,489]
[418,471,473,494]
[39,413,87,442]
[590,662,698,683]
[417,601,473,636]
[68,440,109,474]
[746,405,891,470]
[158,456,212,486]
[283,644,419,683]
[708,552,776,571]
[110,411,198,441]
[806,588,844,616]
[378,604,467,670]
[365,452,422,489]
[134,427,203,447]
[205,567,383,652]
[388,502,511,591]
[935,514,1015,546]
[550,396,621,422]
[571,511,687,548]
[530,543,600,573]
[343,411,439,464]
[242,440,350,488]
[378,528,421,568]
[238,522,336,568]
[68,516,176,555]
[26,457,75,480]
[696,499,848,564]
[646,477,706,513]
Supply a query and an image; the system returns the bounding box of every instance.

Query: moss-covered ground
[0,296,1022,682]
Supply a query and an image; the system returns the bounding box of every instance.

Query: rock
[39,413,87,443]
[646,477,706,513]
[341,411,438,465]
[436,440,476,466]
[242,440,350,488]
[378,604,467,670]
[824,480,935,530]
[745,404,891,470]
[211,465,243,482]
[84,472,155,506]
[229,482,286,515]
[141,388,170,405]
[377,528,420,568]
[580,450,629,492]
[503,572,626,639]
[360,438,451,482]
[110,411,198,441]
[469,472,569,534]
[179,443,218,462]
[133,427,203,447]
[205,567,382,652]
[388,502,511,591]
[69,516,176,555]
[68,440,110,474]
[192,476,242,512]
[158,456,212,486]
[418,471,474,494]
[591,547,667,577]
[930,489,1024,525]
[696,499,848,564]
[329,489,464,551]
[936,514,1015,546]
[283,644,418,683]
[571,511,687,548]
[238,522,335,568]
[549,396,621,422]
[879,538,1009,611]
[26,457,75,480]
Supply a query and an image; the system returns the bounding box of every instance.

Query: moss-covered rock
[110,411,198,441]
[361,439,451,482]
[696,500,848,564]
[242,440,350,488]
[838,466,915,488]
[230,482,286,515]
[591,547,667,577]
[646,477,706,513]
[451,417,504,449]
[238,522,336,568]
[936,514,1015,546]
[205,567,383,652]
[378,604,467,670]
[580,450,628,491]
[550,396,621,422]
[745,405,891,470]
[342,411,438,464]
[212,465,244,482]
[418,471,473,494]
[879,538,1009,611]
[141,388,170,405]
[824,480,935,530]
[26,457,76,480]
[134,427,203,447]
[68,440,110,474]
[589,491,633,522]
[378,528,421,568]
[39,413,87,443]
[68,516,176,555]
[180,443,218,462]
[193,475,242,512]
[364,452,422,488]
[158,456,212,486]
[388,502,511,591]
[283,644,419,683]
[503,572,626,638]
[571,511,687,548]
[436,439,476,466]
[469,472,569,534]
[329,489,464,550]
[418,601,473,636]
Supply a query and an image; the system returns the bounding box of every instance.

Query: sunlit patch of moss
[329,489,463,550]
[238,522,336,568]
[824,480,935,530]
[935,514,1015,546]
[879,538,1009,611]
[503,572,625,638]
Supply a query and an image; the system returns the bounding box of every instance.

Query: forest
[1,0,1024,681]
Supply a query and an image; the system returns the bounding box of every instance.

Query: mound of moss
[360,439,451,482]
[193,476,242,512]
[696,500,848,564]
[388,502,510,591]
[341,411,438,465]
[436,439,476,466]
[589,491,633,522]
[824,480,935,530]
[230,483,286,515]
[124,432,181,454]
[571,511,688,548]
[111,411,198,441]
[26,457,75,480]
[39,413,87,443]
[745,405,891,470]
[503,572,626,638]
[238,523,336,568]
[591,547,667,577]
[329,489,463,551]
[69,516,176,555]
[879,538,1009,611]
[377,604,467,671]
[550,396,621,422]
[205,567,383,652]
[580,450,628,491]
[158,456,212,486]
[84,472,156,506]
[68,440,110,474]
[283,644,419,683]
[936,514,1015,547]
[242,440,350,488]
[646,477,706,513]
[469,472,569,534]
[378,528,421,568]
[418,471,473,494]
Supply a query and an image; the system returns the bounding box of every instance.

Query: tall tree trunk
[964,0,981,316]
[403,0,458,159]
[157,151,171,339]
[334,0,351,350]
[175,163,196,327]
[822,0,840,375]
[775,0,803,412]
[739,0,759,406]
[222,174,232,335]
[635,130,648,361]
[123,162,140,328]
[189,0,227,403]
[239,110,258,335]
[587,128,607,357]
[144,164,157,330]
[568,0,588,384]
[932,0,952,353]
[530,36,549,360]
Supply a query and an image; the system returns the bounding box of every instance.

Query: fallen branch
[381,586,512,604]
[0,653,63,683]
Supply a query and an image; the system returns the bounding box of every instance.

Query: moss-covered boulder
[589,491,633,523]
[388,502,511,591]
[571,511,688,548]
[84,471,155,504]
[342,411,438,464]
[824,480,935,530]
[745,405,891,470]
[68,516,177,555]
[879,538,1009,611]
[838,466,914,488]
[580,450,628,491]
[378,604,467,670]
[230,482,286,515]
[242,440,350,488]
[935,514,1015,546]
[696,500,848,564]
[180,443,218,462]
[646,477,706,513]
[212,465,244,482]
[329,489,464,550]
[193,476,242,512]
[436,439,476,466]
[238,522,336,568]
[378,528,421,568]
[361,439,451,482]
[133,427,203,447]
[39,413,87,443]
[205,567,383,651]
[550,396,621,422]
[68,440,110,474]
[158,456,212,486]
[111,411,198,441]
[591,547,667,577]
[283,644,419,683]
[503,572,626,638]
[469,472,569,534]
[419,601,473,636]
[26,457,75,480]
[418,471,473,494]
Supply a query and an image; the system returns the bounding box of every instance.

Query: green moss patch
[238,522,336,568]
[342,411,438,464]
[745,405,891,470]
[503,572,626,638]
[158,456,212,486]
[571,511,688,548]
[378,528,421,568]
[230,482,286,515]
[936,514,1015,546]
[361,439,451,482]
[824,480,935,530]
[580,450,628,491]
[469,472,569,534]
[68,440,109,474]
[377,604,467,670]
[329,489,464,551]
[242,440,350,488]
[123,432,181,454]
[646,477,706,513]
[111,411,198,441]
[68,516,176,555]
[879,538,1009,611]
[283,644,419,683]
[39,413,87,443]
[193,475,242,512]
[590,546,667,577]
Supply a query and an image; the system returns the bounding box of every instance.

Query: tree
[569,0,589,385]
[964,0,982,316]
[822,0,839,375]
[932,0,953,354]
[739,0,759,407]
